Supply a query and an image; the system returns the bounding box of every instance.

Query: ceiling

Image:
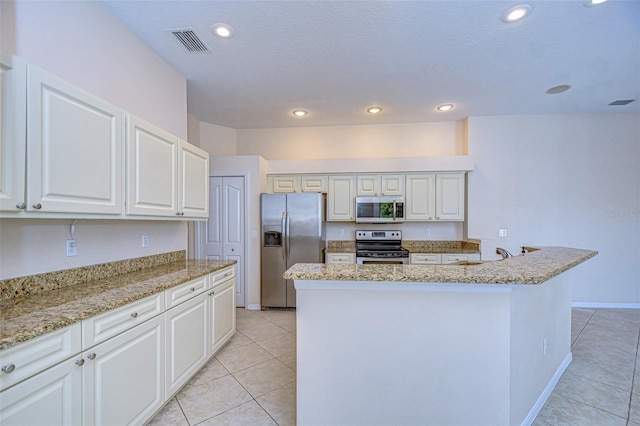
[102,0,640,129]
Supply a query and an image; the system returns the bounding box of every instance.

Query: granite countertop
[0,259,236,350]
[285,246,597,285]
[324,240,480,254]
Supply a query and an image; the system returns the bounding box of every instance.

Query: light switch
[498,229,508,237]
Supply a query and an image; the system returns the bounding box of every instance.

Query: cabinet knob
[130,312,138,318]
[86,353,97,360]
[32,203,42,209]
[231,248,235,252]
[15,203,26,210]
[175,212,181,216]
[75,359,85,366]
[190,287,196,292]
[1,364,16,374]
[209,291,215,296]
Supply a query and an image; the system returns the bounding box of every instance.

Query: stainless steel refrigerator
[261,193,325,308]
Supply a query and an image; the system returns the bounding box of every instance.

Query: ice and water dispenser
[263,228,282,247]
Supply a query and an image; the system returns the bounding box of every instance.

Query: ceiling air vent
[169,29,210,53]
[608,99,635,106]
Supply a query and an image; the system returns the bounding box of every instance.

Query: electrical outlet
[425,228,431,236]
[543,336,548,354]
[66,239,77,257]
[498,229,508,237]
[142,234,149,248]
[339,229,345,237]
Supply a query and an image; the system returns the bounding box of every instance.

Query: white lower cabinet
[410,253,480,265]
[165,292,208,397]
[208,278,236,355]
[325,253,356,264]
[82,314,164,426]
[441,253,481,264]
[0,266,236,426]
[0,355,82,426]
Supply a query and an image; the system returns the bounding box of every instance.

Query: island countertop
[0,259,236,350]
[285,246,597,285]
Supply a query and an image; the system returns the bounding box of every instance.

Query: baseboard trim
[572,302,640,309]
[246,304,262,311]
[522,352,572,426]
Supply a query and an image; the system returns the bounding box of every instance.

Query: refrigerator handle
[286,212,291,260]
[281,212,287,261]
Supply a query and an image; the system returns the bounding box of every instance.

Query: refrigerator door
[286,193,325,307]
[261,194,288,308]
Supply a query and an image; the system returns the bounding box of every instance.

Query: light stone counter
[0,253,236,350]
[287,246,596,285]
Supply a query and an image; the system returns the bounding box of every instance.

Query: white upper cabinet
[178,140,209,218]
[0,54,27,212]
[300,175,328,193]
[127,116,208,218]
[405,173,436,221]
[126,115,178,217]
[436,173,465,221]
[327,175,356,221]
[357,174,404,196]
[271,175,300,193]
[26,65,124,214]
[380,175,404,196]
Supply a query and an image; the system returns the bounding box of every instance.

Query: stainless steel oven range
[355,230,410,265]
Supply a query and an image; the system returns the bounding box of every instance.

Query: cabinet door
[0,357,82,426]
[178,140,209,218]
[327,175,356,221]
[436,173,465,221]
[301,175,327,193]
[208,278,236,356]
[165,292,208,397]
[272,175,300,193]
[381,175,404,196]
[356,175,379,196]
[83,315,164,426]
[126,115,178,216]
[0,54,27,212]
[27,66,123,214]
[405,174,435,221]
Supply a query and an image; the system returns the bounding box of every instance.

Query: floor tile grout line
[626,328,640,425]
[551,391,629,423]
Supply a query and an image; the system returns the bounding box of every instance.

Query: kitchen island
[284,246,597,426]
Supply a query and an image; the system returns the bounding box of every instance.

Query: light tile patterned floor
[149,307,640,425]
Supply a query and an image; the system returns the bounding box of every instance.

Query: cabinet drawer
[165,275,207,309]
[410,253,441,265]
[210,266,235,288]
[441,253,480,264]
[0,323,81,391]
[326,253,356,264]
[82,293,164,349]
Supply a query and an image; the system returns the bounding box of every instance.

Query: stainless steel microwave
[355,196,405,223]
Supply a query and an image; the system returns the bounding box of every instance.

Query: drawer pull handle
[87,353,97,360]
[16,203,26,209]
[2,364,16,374]
[75,359,84,366]
[32,203,42,209]
[130,312,138,318]
[190,287,196,292]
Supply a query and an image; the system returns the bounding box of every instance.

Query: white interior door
[200,176,245,307]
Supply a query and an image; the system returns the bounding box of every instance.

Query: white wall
[237,121,465,159]
[200,122,238,157]
[0,1,190,279]
[467,112,640,304]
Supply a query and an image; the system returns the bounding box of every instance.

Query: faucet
[496,248,513,259]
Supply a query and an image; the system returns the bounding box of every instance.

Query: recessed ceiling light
[583,0,608,6]
[437,104,454,112]
[502,4,532,23]
[212,23,234,38]
[292,110,308,117]
[545,84,572,95]
[367,107,383,114]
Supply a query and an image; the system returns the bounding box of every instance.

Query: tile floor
[149,307,640,425]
